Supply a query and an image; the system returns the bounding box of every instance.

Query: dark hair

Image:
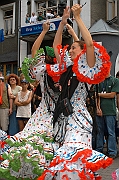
[45,55,55,64]
[116,71,119,78]
[74,40,85,50]
[44,46,55,64]
[7,73,20,85]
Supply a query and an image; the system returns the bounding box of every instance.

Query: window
[37,2,46,16]
[4,9,13,35]
[106,0,117,21]
[58,0,67,17]
[48,1,57,7]
[0,62,17,77]
[59,0,67,4]
[1,3,15,36]
[37,1,58,18]
[0,64,3,73]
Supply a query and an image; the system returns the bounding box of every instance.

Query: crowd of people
[0,3,119,180]
[25,9,60,24]
[0,72,42,135]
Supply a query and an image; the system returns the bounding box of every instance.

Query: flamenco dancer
[38,4,113,180]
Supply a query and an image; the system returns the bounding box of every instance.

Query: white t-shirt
[30,15,37,23]
[46,13,54,19]
[16,90,31,118]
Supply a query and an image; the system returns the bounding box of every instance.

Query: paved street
[97,138,119,180]
[98,157,119,180]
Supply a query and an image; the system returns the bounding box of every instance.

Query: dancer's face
[69,42,82,61]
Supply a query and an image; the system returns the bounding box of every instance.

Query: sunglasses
[10,78,16,81]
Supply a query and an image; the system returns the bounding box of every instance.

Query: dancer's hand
[62,7,70,25]
[71,4,82,20]
[42,21,50,33]
[66,24,73,35]
[66,23,79,41]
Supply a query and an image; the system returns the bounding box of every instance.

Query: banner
[21,18,62,36]
[0,29,4,42]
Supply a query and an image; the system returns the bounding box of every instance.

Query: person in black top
[34,82,42,110]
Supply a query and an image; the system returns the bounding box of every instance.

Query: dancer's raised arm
[71,4,95,67]
[66,23,79,41]
[31,21,50,58]
[53,7,70,63]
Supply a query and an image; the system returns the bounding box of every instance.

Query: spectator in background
[116,71,119,138]
[96,70,119,159]
[19,72,34,90]
[0,72,13,133]
[19,72,34,114]
[19,72,25,82]
[7,74,22,135]
[14,79,32,131]
[116,71,119,110]
[25,13,30,23]
[116,71,119,79]
[46,9,54,19]
[34,81,42,110]
[30,12,37,24]
[53,10,60,18]
[37,11,45,21]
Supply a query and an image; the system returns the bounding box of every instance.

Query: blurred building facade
[0,0,119,77]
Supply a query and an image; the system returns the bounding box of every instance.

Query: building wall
[80,0,91,30]
[91,0,107,26]
[20,0,28,67]
[0,36,17,56]
[92,34,119,76]
[0,0,18,61]
[117,0,119,25]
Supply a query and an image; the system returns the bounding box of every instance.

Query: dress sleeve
[22,47,69,83]
[72,41,111,84]
[46,45,73,82]
[21,48,46,82]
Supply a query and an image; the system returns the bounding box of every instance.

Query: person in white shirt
[46,9,54,19]
[30,12,37,24]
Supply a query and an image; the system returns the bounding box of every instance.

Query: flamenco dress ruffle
[0,113,54,180]
[0,98,57,179]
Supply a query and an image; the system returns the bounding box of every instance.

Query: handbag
[56,97,73,117]
[53,97,73,126]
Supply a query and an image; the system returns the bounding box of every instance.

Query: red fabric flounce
[46,42,111,84]
[37,149,113,180]
[46,63,67,82]
[46,45,68,82]
[72,41,111,84]
[0,141,7,148]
